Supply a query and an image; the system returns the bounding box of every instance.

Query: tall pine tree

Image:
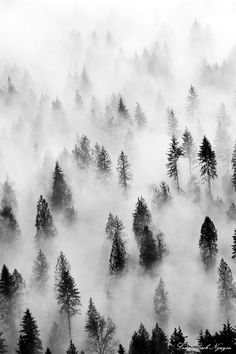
[134,102,147,128]
[116,151,132,192]
[31,250,49,291]
[35,195,56,242]
[109,231,127,275]
[198,136,217,195]
[182,128,197,178]
[133,197,152,246]
[169,327,188,354]
[166,135,183,191]
[199,217,218,270]
[153,278,170,328]
[129,323,150,354]
[96,146,112,180]
[66,340,78,354]
[139,226,158,270]
[150,323,169,354]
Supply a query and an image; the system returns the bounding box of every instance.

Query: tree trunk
[67,311,72,339]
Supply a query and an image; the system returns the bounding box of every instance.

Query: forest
[0,0,236,353]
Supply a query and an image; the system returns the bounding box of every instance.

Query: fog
[0,0,236,352]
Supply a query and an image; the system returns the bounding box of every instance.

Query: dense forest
[0,0,236,353]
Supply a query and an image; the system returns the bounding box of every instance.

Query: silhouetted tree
[16,309,43,354]
[85,298,116,354]
[139,226,158,270]
[35,195,56,241]
[153,278,170,328]
[66,340,78,354]
[133,197,152,246]
[169,327,188,354]
[150,323,169,354]
[217,258,236,321]
[232,230,236,259]
[218,321,236,354]
[118,344,126,354]
[72,135,92,169]
[231,142,236,192]
[31,250,49,291]
[105,214,124,241]
[166,135,183,191]
[199,217,218,270]
[96,146,112,180]
[197,329,215,354]
[117,151,132,192]
[109,231,127,275]
[129,323,150,354]
[45,349,52,354]
[198,136,217,194]
[55,252,81,339]
[182,128,197,177]
[134,102,146,128]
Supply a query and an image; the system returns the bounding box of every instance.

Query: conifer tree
[31,250,49,291]
[155,232,169,264]
[96,146,112,180]
[197,329,215,354]
[45,349,52,354]
[133,197,152,246]
[182,128,197,177]
[169,327,188,354]
[1,178,17,211]
[116,151,132,192]
[167,108,179,137]
[134,102,146,128]
[232,229,236,259]
[16,309,43,354]
[129,323,150,354]
[105,214,124,241]
[218,321,236,354]
[55,253,81,339]
[199,216,218,270]
[231,142,236,192]
[74,90,83,108]
[0,332,6,353]
[109,231,127,275]
[0,198,21,247]
[72,135,92,169]
[35,195,56,241]
[118,344,126,354]
[150,323,169,354]
[139,226,158,270]
[166,135,183,191]
[151,181,171,209]
[85,298,116,354]
[217,258,236,320]
[66,340,78,354]
[153,278,170,328]
[186,85,199,119]
[118,97,129,120]
[198,136,217,194]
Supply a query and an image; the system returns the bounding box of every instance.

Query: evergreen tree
[0,199,20,247]
[74,90,83,108]
[72,135,92,169]
[31,250,49,291]
[231,142,236,192]
[169,327,188,354]
[199,216,218,270]
[118,97,129,120]
[153,278,170,328]
[166,135,183,191]
[16,309,43,354]
[96,146,112,180]
[129,323,150,354]
[85,298,116,354]
[155,232,168,264]
[150,323,169,354]
[109,231,127,275]
[186,85,199,119]
[182,128,197,177]
[134,102,146,128]
[167,108,179,137]
[118,344,126,354]
[1,178,17,211]
[218,321,236,354]
[197,329,215,354]
[0,332,6,353]
[139,226,158,270]
[132,197,152,246]
[151,181,171,209]
[105,214,124,241]
[35,195,56,241]
[232,229,236,259]
[198,136,217,194]
[116,151,132,192]
[45,349,52,354]
[66,340,78,354]
[217,258,236,320]
[55,253,81,339]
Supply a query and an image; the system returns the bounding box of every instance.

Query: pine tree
[45,349,52,354]
[199,216,218,270]
[197,329,215,354]
[0,332,6,353]
[151,181,171,209]
[198,136,217,194]
[55,253,81,339]
[182,128,197,177]
[139,226,158,270]
[169,327,188,354]
[129,323,150,354]
[166,135,183,191]
[72,135,92,169]
[0,199,20,247]
[186,85,199,119]
[109,231,127,275]
[217,258,236,321]
[118,344,126,354]
[153,278,170,328]
[231,142,236,192]
[133,197,152,246]
[167,108,179,137]
[35,195,56,241]
[218,321,236,354]
[155,232,169,264]
[116,151,132,192]
[118,97,129,120]
[31,250,49,291]
[85,298,116,354]
[105,214,124,241]
[16,309,43,354]
[1,178,17,211]
[150,323,169,354]
[66,340,78,354]
[134,102,146,128]
[232,229,236,259]
[96,146,112,180]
